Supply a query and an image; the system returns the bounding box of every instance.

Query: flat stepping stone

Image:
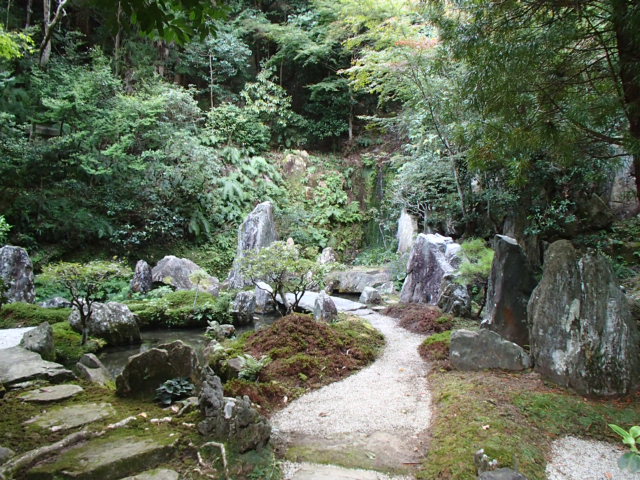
[0,347,74,386]
[19,384,84,403]
[119,469,179,480]
[24,402,114,431]
[26,432,178,480]
[284,462,413,480]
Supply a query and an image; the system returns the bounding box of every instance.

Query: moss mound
[224,314,384,411]
[0,303,71,328]
[383,303,452,334]
[419,330,452,368]
[52,322,106,366]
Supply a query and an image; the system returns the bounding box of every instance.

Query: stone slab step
[119,468,180,480]
[19,384,84,403]
[24,402,114,432]
[26,432,178,480]
[0,347,74,386]
[284,462,414,480]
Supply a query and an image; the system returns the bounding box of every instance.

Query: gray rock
[396,208,418,254]
[26,432,177,479]
[528,240,640,396]
[205,321,236,342]
[326,267,392,294]
[478,469,528,480]
[119,469,180,480]
[69,302,141,346]
[20,322,55,361]
[318,247,338,265]
[0,446,15,465]
[0,245,35,303]
[400,233,461,304]
[19,384,83,402]
[115,340,199,399]
[231,291,256,326]
[450,329,532,371]
[218,356,246,381]
[254,282,275,314]
[482,235,537,347]
[24,402,114,431]
[227,201,278,289]
[152,256,219,294]
[38,297,72,309]
[0,347,74,386]
[438,274,472,317]
[76,353,113,386]
[313,291,338,322]
[198,368,271,453]
[607,156,639,218]
[474,448,498,473]
[359,286,382,305]
[131,260,153,294]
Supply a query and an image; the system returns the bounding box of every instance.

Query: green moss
[128,290,232,329]
[52,322,105,366]
[423,330,452,346]
[0,302,71,328]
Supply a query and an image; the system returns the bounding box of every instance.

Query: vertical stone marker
[482,235,537,347]
[0,245,35,303]
[528,240,640,396]
[396,209,418,254]
[226,201,278,289]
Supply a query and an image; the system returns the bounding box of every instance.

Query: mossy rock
[26,431,178,480]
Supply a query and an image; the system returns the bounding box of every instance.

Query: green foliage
[0,303,71,328]
[154,377,195,406]
[239,241,327,315]
[0,24,33,60]
[51,322,105,366]
[238,354,272,381]
[0,278,7,309]
[609,424,640,473]
[0,215,10,244]
[128,290,232,328]
[455,239,494,313]
[354,247,398,266]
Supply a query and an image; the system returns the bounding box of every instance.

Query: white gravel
[546,436,639,480]
[281,461,416,480]
[0,327,35,349]
[271,309,431,437]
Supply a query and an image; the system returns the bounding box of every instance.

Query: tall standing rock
[396,209,418,254]
[227,202,278,289]
[482,235,537,347]
[528,240,640,396]
[400,234,461,304]
[0,246,35,303]
[130,260,153,294]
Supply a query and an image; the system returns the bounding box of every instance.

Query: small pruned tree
[41,261,131,344]
[239,241,327,316]
[454,239,494,318]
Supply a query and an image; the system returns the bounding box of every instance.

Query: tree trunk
[40,0,52,67]
[25,0,32,27]
[613,0,640,205]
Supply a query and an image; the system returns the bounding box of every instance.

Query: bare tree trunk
[39,0,68,67]
[114,1,122,76]
[25,0,32,27]
[209,53,214,110]
[6,0,11,29]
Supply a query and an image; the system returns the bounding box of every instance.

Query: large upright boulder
[400,234,461,304]
[313,291,338,322]
[608,157,639,218]
[116,340,199,399]
[482,235,537,347]
[528,240,640,396]
[69,302,141,346]
[227,202,278,289]
[396,209,418,254]
[0,245,35,303]
[152,256,219,294]
[131,260,153,294]
[231,291,256,325]
[198,368,271,452]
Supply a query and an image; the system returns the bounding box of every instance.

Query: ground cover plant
[382,303,453,334]
[215,313,385,412]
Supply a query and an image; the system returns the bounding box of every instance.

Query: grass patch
[0,302,71,328]
[52,322,106,366]
[382,303,453,334]
[421,370,640,479]
[222,314,384,412]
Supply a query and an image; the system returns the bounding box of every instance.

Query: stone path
[0,327,35,349]
[273,293,430,479]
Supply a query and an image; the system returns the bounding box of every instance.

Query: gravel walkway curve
[272,293,431,477]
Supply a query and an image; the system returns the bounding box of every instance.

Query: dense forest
[1,0,639,273]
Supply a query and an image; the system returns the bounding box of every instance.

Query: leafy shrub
[354,247,399,266]
[0,215,11,244]
[52,322,105,366]
[609,424,640,473]
[0,302,71,328]
[128,290,232,328]
[155,377,195,406]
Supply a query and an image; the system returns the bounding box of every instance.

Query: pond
[99,313,279,376]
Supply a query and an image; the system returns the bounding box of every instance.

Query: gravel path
[547,436,639,480]
[0,327,35,350]
[272,295,431,477]
[281,461,416,480]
